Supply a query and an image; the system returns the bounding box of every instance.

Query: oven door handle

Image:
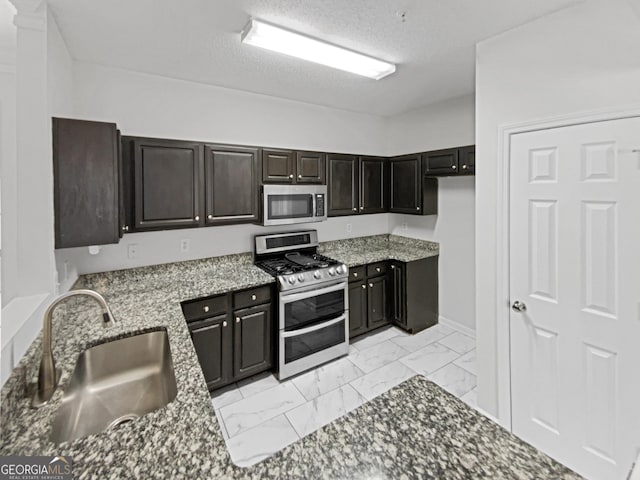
[281,314,346,338]
[281,281,347,303]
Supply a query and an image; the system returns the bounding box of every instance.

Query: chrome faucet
[32,289,116,407]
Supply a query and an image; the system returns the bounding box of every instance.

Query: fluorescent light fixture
[241,19,396,80]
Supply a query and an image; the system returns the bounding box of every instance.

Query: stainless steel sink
[50,330,177,444]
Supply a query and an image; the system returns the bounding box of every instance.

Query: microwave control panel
[316,194,325,216]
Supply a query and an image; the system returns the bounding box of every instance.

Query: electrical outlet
[128,243,138,259]
[402,223,408,231]
[346,223,352,233]
[180,238,190,253]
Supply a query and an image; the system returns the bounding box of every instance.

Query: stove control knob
[288,276,296,285]
[297,274,305,282]
[328,268,336,276]
[313,271,322,279]
[336,265,345,275]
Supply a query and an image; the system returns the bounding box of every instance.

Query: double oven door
[278,280,349,379]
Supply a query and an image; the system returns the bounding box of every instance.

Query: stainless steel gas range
[254,230,349,380]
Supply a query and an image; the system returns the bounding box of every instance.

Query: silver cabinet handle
[298,174,302,179]
[462,165,468,170]
[203,305,209,313]
[376,267,381,272]
[391,265,395,270]
[353,272,358,277]
[223,321,228,327]
[195,215,200,221]
[236,317,240,323]
[352,207,357,211]
[251,294,257,301]
[361,284,366,289]
[512,301,527,312]
[369,283,373,288]
[289,174,294,179]
[122,225,129,232]
[416,206,420,211]
[360,206,364,210]
[452,165,457,170]
[208,214,214,220]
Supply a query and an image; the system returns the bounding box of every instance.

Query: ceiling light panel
[241,19,396,80]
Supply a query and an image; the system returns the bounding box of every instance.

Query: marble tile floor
[210,323,479,467]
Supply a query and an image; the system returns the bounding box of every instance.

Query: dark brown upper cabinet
[53,118,121,249]
[359,157,387,214]
[262,148,295,184]
[389,154,438,216]
[296,151,325,184]
[423,145,475,176]
[133,138,204,231]
[327,154,359,216]
[204,144,259,226]
[389,154,421,214]
[262,148,325,184]
[459,145,475,174]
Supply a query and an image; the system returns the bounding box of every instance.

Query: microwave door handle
[312,194,317,218]
[281,281,347,303]
[281,314,346,338]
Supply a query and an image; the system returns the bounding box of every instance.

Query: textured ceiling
[48,0,578,116]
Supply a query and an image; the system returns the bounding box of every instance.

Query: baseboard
[438,315,475,338]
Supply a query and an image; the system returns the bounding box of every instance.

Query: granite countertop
[0,239,579,479]
[320,234,439,267]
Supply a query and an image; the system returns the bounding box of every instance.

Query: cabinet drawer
[348,266,366,282]
[367,262,388,277]
[182,295,228,322]
[233,285,271,309]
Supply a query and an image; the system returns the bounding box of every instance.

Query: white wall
[54,63,390,278]
[475,0,640,422]
[387,95,476,331]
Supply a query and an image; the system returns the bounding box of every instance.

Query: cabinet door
[391,263,406,326]
[53,118,120,248]
[133,138,204,230]
[327,154,359,216]
[459,145,475,175]
[360,157,387,214]
[233,304,273,379]
[348,281,368,338]
[204,144,259,225]
[295,151,325,184]
[423,148,459,176]
[389,155,422,214]
[189,314,231,390]
[262,148,295,184]
[368,275,389,328]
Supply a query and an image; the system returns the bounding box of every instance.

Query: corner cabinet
[389,155,437,215]
[204,144,259,225]
[390,256,439,334]
[132,138,204,231]
[53,118,123,248]
[183,285,274,392]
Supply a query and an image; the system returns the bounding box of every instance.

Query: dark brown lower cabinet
[183,286,274,391]
[233,304,272,378]
[390,256,439,334]
[188,313,231,390]
[348,263,390,339]
[348,282,368,338]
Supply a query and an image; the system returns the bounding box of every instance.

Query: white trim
[438,315,475,338]
[494,104,640,431]
[1,293,49,350]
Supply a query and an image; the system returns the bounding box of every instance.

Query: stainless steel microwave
[262,185,327,226]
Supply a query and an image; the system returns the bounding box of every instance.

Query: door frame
[493,105,640,430]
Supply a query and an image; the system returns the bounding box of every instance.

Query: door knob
[512,301,527,312]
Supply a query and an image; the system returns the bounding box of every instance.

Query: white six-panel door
[509,117,640,480]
